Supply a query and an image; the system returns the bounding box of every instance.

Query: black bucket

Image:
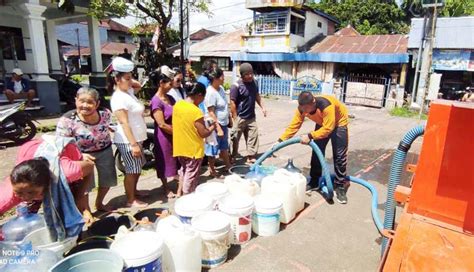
[64,237,113,257]
[229,165,251,178]
[134,208,168,223]
[87,215,135,237]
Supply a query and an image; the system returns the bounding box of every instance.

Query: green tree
[55,0,210,69]
[309,0,409,34]
[402,0,474,18]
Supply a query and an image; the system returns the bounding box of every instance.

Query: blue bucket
[48,249,123,272]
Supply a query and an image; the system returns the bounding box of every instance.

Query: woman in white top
[108,57,148,208]
[168,68,186,102]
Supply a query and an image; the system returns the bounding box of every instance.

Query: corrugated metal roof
[175,29,243,58]
[309,25,408,54]
[408,17,474,49]
[64,42,136,56]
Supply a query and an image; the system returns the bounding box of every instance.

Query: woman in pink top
[0,138,95,222]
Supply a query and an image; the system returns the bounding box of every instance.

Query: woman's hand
[131,144,142,157]
[82,153,96,163]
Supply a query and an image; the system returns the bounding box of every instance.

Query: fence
[256,75,292,96]
[255,75,331,99]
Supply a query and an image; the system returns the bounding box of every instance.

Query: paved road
[0,97,426,271]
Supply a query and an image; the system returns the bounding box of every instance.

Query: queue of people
[0,58,269,232]
[1,55,353,243]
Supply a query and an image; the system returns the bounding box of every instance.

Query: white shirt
[13,81,23,93]
[110,88,147,143]
[168,88,186,102]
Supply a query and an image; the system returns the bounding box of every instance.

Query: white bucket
[252,195,282,236]
[218,194,254,245]
[23,227,78,259]
[191,211,230,268]
[196,182,229,208]
[156,216,202,272]
[174,193,214,224]
[111,231,164,272]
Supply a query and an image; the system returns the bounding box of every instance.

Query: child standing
[172,82,216,196]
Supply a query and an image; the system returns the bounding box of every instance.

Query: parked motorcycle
[0,102,37,145]
[114,122,155,173]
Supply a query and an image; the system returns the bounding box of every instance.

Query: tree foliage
[310,0,474,35]
[55,0,210,71]
[309,0,409,34]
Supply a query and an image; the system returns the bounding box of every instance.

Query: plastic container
[156,216,202,272]
[23,227,78,258]
[174,193,214,224]
[196,182,229,208]
[218,194,254,244]
[261,175,298,224]
[2,203,46,242]
[49,249,123,272]
[224,174,260,197]
[111,231,164,272]
[274,169,307,212]
[284,158,302,173]
[245,166,267,187]
[252,195,282,236]
[191,211,230,268]
[88,214,136,237]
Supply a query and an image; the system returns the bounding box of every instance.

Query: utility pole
[179,0,185,75]
[76,28,82,75]
[415,0,443,114]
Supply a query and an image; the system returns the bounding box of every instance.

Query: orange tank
[381,100,474,271]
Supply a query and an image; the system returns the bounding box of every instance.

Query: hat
[160,65,176,79]
[239,62,253,76]
[105,57,134,73]
[12,68,23,76]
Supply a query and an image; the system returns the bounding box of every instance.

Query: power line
[209,2,245,12]
[204,16,253,30]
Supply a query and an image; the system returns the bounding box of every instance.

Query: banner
[432,50,473,71]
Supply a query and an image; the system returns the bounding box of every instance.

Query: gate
[342,74,391,108]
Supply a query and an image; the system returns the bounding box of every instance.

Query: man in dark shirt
[230,63,267,163]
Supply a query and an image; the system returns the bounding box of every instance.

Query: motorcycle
[114,122,155,173]
[0,102,37,145]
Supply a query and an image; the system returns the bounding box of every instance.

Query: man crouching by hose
[275,91,349,204]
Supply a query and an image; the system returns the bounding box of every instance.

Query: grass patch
[390,106,427,120]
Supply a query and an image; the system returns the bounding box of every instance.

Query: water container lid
[254,195,283,211]
[111,231,163,267]
[218,194,254,215]
[191,211,230,233]
[174,193,214,217]
[196,182,229,198]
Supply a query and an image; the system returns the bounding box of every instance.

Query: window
[205,57,230,71]
[254,11,288,34]
[290,16,305,37]
[118,36,126,43]
[0,27,26,60]
[318,22,322,28]
[217,58,230,71]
